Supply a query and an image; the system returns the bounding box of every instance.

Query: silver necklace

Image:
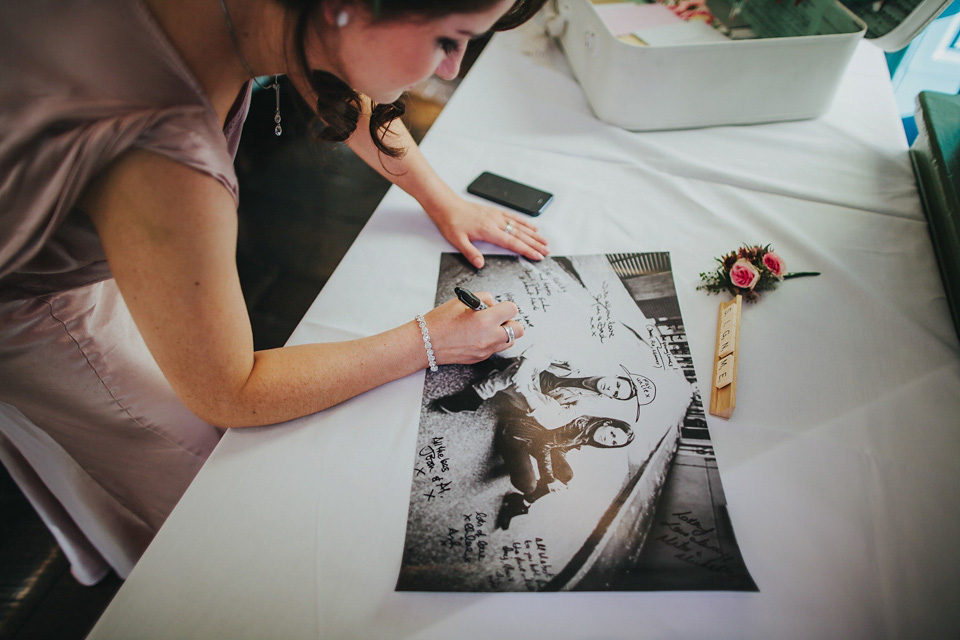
[218,0,282,135]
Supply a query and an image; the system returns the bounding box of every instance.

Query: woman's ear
[320,0,347,28]
[321,0,360,29]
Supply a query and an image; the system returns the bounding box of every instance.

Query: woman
[0,0,548,581]
[495,415,635,530]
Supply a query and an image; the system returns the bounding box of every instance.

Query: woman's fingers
[475,291,496,308]
[425,296,526,365]
[502,230,547,262]
[495,319,524,352]
[473,295,524,349]
[457,239,485,269]
[498,215,548,261]
[504,212,546,243]
[443,206,550,268]
[473,297,524,348]
[487,297,518,322]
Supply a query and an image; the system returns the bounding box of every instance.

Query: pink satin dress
[0,0,252,584]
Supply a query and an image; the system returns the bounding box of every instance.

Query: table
[89,23,960,640]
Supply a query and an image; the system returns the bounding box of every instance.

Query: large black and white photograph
[396,253,756,592]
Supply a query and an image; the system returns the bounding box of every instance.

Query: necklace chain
[217,0,282,135]
[218,0,275,91]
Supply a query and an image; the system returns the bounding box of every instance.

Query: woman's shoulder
[0,0,241,282]
[1,0,229,157]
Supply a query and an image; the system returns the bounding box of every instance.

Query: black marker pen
[454,287,488,311]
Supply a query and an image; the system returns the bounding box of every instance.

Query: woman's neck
[142,0,289,125]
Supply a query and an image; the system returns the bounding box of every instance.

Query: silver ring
[504,221,514,235]
[503,324,515,343]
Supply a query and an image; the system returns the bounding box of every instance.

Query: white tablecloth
[89,25,960,640]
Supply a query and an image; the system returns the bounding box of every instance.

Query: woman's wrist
[412,174,462,225]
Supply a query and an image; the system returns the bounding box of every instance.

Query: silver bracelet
[416,314,438,372]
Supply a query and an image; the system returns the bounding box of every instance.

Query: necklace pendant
[272,79,282,136]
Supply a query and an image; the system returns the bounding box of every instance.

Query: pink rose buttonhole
[697,243,820,303]
[729,258,760,290]
[763,251,786,280]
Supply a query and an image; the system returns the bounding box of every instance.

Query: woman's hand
[423,292,524,365]
[341,99,549,269]
[428,197,549,269]
[341,103,548,269]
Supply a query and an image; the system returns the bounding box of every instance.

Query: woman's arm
[81,149,521,428]
[345,97,549,269]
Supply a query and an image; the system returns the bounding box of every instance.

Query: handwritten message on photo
[396,253,756,592]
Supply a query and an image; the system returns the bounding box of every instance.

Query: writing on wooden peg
[710,295,741,419]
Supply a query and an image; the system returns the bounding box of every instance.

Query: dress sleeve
[0,102,240,285]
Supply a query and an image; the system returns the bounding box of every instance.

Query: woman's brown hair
[279,0,548,157]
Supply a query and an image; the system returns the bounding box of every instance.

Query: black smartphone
[466,171,553,217]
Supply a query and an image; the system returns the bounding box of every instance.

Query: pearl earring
[336,11,349,27]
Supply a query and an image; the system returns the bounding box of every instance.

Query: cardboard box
[547,0,952,130]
